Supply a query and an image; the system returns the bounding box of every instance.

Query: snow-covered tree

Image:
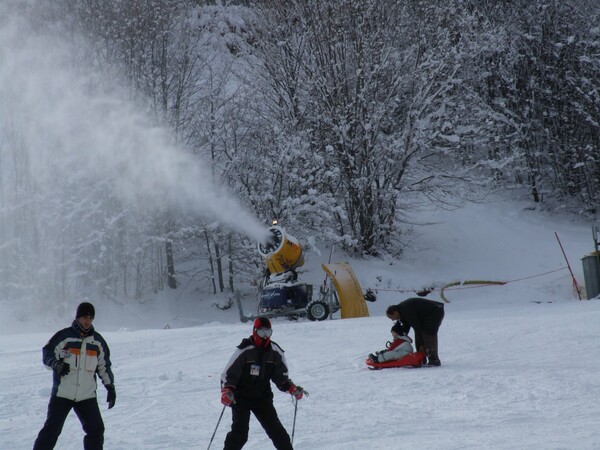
[469,0,600,210]
[248,0,501,254]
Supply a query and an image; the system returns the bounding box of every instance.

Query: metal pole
[235,291,251,323]
[593,226,600,298]
[207,405,227,450]
[328,277,334,320]
[555,232,582,299]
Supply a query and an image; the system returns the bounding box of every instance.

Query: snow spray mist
[0,3,269,243]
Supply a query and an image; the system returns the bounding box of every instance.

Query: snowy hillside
[2,197,600,449]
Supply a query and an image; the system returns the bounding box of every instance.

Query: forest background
[1,0,599,315]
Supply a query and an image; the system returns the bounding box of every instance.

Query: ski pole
[207,405,226,450]
[291,398,298,445]
[290,388,308,445]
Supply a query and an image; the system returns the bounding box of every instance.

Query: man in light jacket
[33,302,116,450]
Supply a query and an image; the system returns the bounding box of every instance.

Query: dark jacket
[42,320,114,401]
[396,298,445,336]
[221,337,293,401]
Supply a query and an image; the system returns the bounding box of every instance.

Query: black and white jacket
[221,337,293,401]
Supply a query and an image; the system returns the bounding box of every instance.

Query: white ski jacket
[377,335,414,362]
[42,321,114,402]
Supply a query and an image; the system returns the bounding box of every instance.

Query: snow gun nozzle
[265,232,278,248]
[258,226,283,255]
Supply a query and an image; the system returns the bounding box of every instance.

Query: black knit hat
[76,302,95,319]
[391,321,405,336]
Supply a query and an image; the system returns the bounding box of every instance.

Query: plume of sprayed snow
[0,3,270,244]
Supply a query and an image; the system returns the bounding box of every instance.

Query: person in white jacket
[368,321,415,364]
[33,302,115,450]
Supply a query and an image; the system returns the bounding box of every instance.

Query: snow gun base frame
[237,262,371,323]
[235,280,341,323]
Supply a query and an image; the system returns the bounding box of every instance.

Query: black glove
[364,289,376,302]
[106,384,116,409]
[53,360,70,376]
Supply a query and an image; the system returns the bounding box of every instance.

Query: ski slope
[2,198,600,449]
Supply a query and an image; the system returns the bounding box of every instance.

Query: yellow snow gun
[258,226,305,275]
[237,225,368,322]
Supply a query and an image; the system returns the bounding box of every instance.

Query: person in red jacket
[386,295,445,366]
[220,317,305,450]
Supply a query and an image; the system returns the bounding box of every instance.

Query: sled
[365,352,426,370]
[321,263,370,319]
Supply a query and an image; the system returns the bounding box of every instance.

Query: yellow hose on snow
[440,280,507,303]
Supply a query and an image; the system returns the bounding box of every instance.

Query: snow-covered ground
[2,197,600,449]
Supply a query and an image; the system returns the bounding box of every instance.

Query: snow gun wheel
[306,300,329,321]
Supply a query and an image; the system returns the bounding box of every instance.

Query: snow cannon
[258,226,304,275]
[236,225,370,323]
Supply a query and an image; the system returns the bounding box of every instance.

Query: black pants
[33,396,104,450]
[224,395,293,450]
[415,304,445,361]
